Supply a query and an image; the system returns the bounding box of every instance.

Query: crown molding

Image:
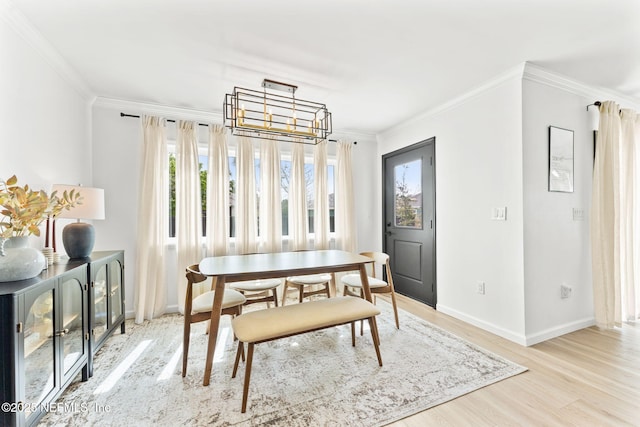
[381,63,526,135]
[523,62,640,109]
[1,0,94,102]
[93,97,223,124]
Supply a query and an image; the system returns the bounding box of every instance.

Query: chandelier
[223,79,332,145]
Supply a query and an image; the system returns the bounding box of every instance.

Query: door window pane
[394,159,423,228]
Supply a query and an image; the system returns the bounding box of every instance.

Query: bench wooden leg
[368,317,383,366]
[241,343,255,413]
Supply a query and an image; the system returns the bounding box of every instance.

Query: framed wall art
[548,126,574,192]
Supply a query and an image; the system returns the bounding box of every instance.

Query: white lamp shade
[51,185,105,220]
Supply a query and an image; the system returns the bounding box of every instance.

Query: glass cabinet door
[24,290,55,416]
[93,265,108,342]
[109,259,123,325]
[60,275,84,375]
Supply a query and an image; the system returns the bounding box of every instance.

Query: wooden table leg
[203,275,226,386]
[359,264,381,346]
[330,272,337,297]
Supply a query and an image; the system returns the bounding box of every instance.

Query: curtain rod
[586,101,601,111]
[119,112,353,144]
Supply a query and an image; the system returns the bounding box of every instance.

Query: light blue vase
[0,236,46,282]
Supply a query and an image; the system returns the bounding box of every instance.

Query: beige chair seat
[230,278,281,292]
[341,274,388,289]
[230,278,281,307]
[282,273,332,305]
[192,289,247,314]
[341,251,400,332]
[286,274,332,284]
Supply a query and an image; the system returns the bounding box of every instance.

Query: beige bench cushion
[232,296,380,343]
[341,273,387,289]
[192,289,246,314]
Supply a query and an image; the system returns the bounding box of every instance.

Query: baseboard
[436,304,528,346]
[437,304,596,346]
[524,317,595,346]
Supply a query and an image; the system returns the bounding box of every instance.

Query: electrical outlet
[477,281,485,295]
[561,284,572,299]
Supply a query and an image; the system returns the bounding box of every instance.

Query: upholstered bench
[231,296,383,412]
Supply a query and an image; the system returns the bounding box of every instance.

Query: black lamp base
[62,222,95,259]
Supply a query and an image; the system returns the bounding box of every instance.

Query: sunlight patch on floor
[94,339,152,394]
[158,344,183,381]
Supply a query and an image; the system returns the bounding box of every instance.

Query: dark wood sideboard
[0,250,125,427]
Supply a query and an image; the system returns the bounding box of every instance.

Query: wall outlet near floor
[561,284,572,299]
[477,281,485,295]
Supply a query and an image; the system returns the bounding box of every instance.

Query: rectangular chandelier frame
[223,79,332,145]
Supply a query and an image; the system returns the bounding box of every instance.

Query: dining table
[197,249,378,386]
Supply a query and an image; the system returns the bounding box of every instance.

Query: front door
[383,138,436,307]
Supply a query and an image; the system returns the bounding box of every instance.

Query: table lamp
[52,184,105,259]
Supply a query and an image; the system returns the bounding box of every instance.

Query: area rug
[40,300,526,426]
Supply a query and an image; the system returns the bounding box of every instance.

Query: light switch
[491,207,507,221]
[572,208,584,221]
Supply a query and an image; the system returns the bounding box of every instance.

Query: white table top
[198,250,371,281]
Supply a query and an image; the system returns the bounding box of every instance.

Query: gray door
[383,138,436,307]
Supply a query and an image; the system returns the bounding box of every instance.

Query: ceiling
[9,0,640,136]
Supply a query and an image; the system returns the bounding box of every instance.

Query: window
[169,147,335,239]
[168,153,208,238]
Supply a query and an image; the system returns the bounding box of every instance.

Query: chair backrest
[186,264,207,284]
[359,252,392,284]
[185,264,208,312]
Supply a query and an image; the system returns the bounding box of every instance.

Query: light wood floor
[382,293,640,427]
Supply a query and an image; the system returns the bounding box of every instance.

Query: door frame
[381,137,437,307]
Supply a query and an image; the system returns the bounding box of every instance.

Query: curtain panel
[335,140,356,252]
[236,136,257,254]
[175,121,203,314]
[259,137,283,253]
[206,125,230,256]
[591,101,640,327]
[134,116,168,323]
[288,142,308,251]
[314,140,330,249]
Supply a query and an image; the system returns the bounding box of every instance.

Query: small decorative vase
[0,236,46,282]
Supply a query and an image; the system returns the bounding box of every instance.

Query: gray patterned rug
[41,300,526,426]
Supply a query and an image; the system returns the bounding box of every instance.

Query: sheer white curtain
[335,140,356,252]
[314,140,330,249]
[591,101,640,327]
[288,142,308,251]
[236,136,257,254]
[260,138,282,253]
[175,121,203,314]
[206,125,229,256]
[134,116,168,323]
[620,109,640,320]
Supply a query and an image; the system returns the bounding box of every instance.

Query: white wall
[377,69,527,343]
[0,7,92,249]
[521,78,596,343]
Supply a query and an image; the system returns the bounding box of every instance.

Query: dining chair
[182,264,247,377]
[230,278,281,308]
[341,251,400,332]
[281,273,332,305]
